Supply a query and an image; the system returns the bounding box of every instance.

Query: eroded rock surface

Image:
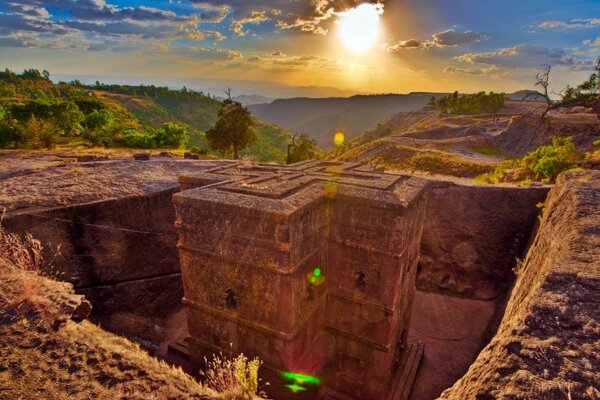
[438,170,600,400]
[0,268,215,400]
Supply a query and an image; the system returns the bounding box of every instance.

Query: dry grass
[374,145,495,178]
[0,208,44,272]
[201,352,268,400]
[0,209,67,328]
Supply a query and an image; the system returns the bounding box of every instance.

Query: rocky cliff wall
[417,181,549,299]
[437,170,600,400]
[3,189,183,340]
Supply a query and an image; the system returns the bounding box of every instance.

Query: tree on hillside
[535,58,600,117]
[433,91,505,114]
[287,133,320,164]
[25,116,61,149]
[206,99,255,159]
[534,64,552,105]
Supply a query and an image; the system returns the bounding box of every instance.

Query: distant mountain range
[233,95,274,106]
[248,93,447,148]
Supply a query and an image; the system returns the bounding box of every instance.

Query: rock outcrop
[418,181,549,299]
[438,170,600,400]
[0,267,215,400]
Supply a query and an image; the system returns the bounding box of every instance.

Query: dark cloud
[0,11,69,35]
[433,30,485,46]
[192,0,384,35]
[5,3,50,19]
[7,0,194,23]
[0,0,232,51]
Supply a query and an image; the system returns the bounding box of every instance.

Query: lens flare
[334,132,345,146]
[282,371,321,392]
[325,181,338,198]
[308,267,325,286]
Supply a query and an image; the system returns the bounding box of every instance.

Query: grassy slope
[1,75,291,163]
[102,92,290,162]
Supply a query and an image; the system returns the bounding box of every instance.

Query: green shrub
[84,109,115,131]
[118,129,156,149]
[477,136,584,184]
[154,122,188,148]
[523,136,583,183]
[435,91,505,114]
[0,119,26,148]
[288,133,320,164]
[25,115,61,149]
[9,99,84,136]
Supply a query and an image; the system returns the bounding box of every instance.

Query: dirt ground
[408,291,501,400]
[0,150,226,214]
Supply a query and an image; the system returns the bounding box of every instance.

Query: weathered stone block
[174,161,428,399]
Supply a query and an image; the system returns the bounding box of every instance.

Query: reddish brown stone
[174,161,428,399]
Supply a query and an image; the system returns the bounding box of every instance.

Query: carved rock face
[174,161,428,399]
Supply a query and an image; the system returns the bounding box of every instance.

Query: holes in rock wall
[306,283,315,301]
[225,289,237,310]
[355,271,367,292]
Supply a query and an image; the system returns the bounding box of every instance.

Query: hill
[0,69,291,162]
[332,98,600,181]
[248,93,446,148]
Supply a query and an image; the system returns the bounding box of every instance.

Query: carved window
[355,271,367,291]
[225,289,237,310]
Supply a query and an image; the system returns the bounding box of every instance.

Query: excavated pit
[1,157,551,399]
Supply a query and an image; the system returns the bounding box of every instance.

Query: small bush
[201,353,267,400]
[476,136,584,184]
[25,115,61,149]
[118,129,156,149]
[523,137,583,183]
[154,122,188,148]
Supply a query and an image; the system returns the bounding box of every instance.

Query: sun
[338,3,382,53]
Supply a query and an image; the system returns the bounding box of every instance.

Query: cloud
[582,37,600,47]
[443,65,509,78]
[0,0,235,52]
[5,3,50,19]
[386,29,485,52]
[455,44,595,71]
[230,10,269,36]
[181,26,226,41]
[538,18,600,29]
[193,0,384,35]
[173,46,243,61]
[189,3,230,23]
[240,50,354,73]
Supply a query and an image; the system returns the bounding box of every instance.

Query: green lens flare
[282,371,321,385]
[313,268,321,277]
[311,276,317,284]
[285,384,308,392]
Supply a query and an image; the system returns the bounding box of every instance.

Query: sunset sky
[1,0,599,97]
